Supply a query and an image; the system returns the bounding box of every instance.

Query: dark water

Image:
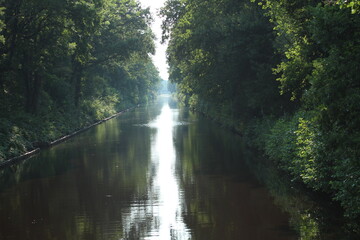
[0,96,349,239]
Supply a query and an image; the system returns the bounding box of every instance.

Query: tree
[259,0,360,220]
[0,0,160,160]
[1,0,70,113]
[161,0,288,129]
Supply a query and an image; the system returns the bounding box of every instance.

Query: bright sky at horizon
[138,0,169,80]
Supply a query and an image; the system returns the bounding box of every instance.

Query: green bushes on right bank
[254,110,360,223]
[262,112,323,188]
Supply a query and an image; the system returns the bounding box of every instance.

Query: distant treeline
[0,0,161,160]
[161,0,360,231]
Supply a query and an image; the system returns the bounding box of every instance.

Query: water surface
[0,96,297,239]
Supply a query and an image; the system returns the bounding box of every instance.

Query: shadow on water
[0,95,358,239]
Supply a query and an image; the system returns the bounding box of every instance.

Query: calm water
[0,96,317,239]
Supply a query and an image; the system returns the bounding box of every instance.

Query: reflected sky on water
[122,102,191,239]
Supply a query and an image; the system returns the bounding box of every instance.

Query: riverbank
[0,104,139,168]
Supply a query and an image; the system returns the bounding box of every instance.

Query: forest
[1,0,360,234]
[0,0,161,161]
[160,0,360,229]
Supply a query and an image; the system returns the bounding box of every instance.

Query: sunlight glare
[122,100,191,239]
[138,0,169,80]
[147,103,190,239]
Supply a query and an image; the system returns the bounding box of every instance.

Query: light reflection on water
[0,95,311,240]
[122,102,191,239]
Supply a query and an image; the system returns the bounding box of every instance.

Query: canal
[0,96,349,239]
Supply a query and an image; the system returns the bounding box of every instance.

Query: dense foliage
[161,0,360,232]
[0,0,161,160]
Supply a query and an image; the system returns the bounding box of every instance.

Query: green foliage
[0,118,30,161]
[261,114,320,189]
[264,115,297,173]
[0,6,5,44]
[295,117,320,185]
[248,0,360,224]
[0,0,160,161]
[163,0,360,228]
[336,0,360,13]
[81,95,119,120]
[162,0,290,129]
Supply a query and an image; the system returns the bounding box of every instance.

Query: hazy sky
[138,0,169,80]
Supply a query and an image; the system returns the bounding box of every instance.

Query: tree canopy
[0,0,161,160]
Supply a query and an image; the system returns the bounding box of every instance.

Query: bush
[264,115,298,174]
